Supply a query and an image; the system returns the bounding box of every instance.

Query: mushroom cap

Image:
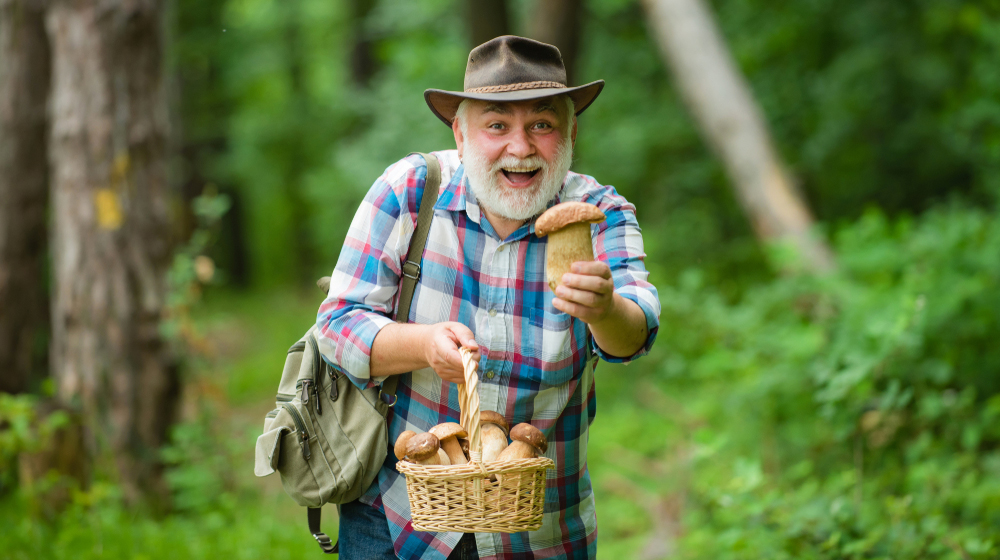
[510,423,548,454]
[429,422,467,441]
[480,411,510,437]
[394,430,416,460]
[535,202,606,237]
[406,432,440,462]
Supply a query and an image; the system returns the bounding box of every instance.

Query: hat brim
[424,80,605,127]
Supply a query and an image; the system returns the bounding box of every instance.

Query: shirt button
[486,370,496,379]
[489,308,497,317]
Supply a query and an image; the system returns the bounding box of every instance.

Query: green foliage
[590,204,1000,559]
[0,289,329,559]
[0,485,323,560]
[0,390,69,490]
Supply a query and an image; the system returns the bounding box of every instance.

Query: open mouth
[501,167,540,186]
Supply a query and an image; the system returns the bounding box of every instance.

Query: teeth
[502,167,539,173]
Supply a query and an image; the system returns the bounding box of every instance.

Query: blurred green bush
[596,203,1000,559]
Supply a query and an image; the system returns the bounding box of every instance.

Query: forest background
[1,0,999,558]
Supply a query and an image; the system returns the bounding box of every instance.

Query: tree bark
[466,0,509,48]
[347,0,378,86]
[46,0,179,507]
[643,0,835,273]
[0,0,51,394]
[283,0,315,286]
[529,0,584,84]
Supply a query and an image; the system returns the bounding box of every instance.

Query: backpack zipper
[280,402,311,460]
[300,379,311,406]
[298,379,322,415]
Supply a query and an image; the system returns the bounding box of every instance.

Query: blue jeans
[338,499,478,559]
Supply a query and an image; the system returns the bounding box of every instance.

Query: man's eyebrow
[480,103,512,115]
[533,103,558,115]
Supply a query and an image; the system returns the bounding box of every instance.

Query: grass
[0,286,671,559]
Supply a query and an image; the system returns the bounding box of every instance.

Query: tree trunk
[529,0,584,84]
[642,0,835,273]
[347,0,378,87]
[0,0,51,395]
[466,0,509,48]
[283,0,314,286]
[46,0,179,507]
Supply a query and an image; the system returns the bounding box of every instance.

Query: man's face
[454,96,577,222]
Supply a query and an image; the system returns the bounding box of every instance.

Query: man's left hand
[551,261,615,325]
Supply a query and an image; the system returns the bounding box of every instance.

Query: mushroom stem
[545,222,594,291]
[437,448,451,466]
[481,423,509,464]
[440,437,466,465]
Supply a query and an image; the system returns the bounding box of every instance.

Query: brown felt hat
[425,35,605,126]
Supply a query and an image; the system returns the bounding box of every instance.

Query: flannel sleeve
[586,183,661,364]
[316,155,427,390]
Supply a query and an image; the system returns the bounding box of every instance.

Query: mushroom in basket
[430,422,468,465]
[480,411,510,464]
[496,423,548,461]
[404,432,446,466]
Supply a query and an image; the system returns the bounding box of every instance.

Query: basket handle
[458,348,482,463]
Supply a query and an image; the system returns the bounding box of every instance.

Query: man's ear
[452,117,464,161]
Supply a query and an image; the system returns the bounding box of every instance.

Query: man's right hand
[424,322,480,384]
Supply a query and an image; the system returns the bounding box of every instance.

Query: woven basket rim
[396,457,554,479]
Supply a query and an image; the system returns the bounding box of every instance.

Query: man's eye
[488,123,504,130]
[534,122,553,130]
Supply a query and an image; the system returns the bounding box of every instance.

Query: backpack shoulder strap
[396,151,441,324]
[380,151,441,403]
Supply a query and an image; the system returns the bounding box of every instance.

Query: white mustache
[490,156,547,174]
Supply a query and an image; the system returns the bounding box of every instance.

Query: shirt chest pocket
[525,307,578,386]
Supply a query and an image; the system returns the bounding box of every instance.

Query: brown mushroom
[496,423,548,461]
[480,411,510,464]
[495,423,548,484]
[429,422,468,465]
[394,430,417,461]
[405,433,442,465]
[535,202,606,292]
[459,437,471,461]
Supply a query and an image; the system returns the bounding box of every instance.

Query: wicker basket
[396,349,554,533]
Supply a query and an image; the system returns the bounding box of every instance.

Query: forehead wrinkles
[476,97,563,117]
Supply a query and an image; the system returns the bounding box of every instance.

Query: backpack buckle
[379,389,397,407]
[402,260,421,280]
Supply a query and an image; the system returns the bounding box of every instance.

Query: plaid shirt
[317,150,660,560]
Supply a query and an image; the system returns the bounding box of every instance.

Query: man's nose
[505,127,534,159]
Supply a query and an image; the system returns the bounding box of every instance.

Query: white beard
[463,135,573,222]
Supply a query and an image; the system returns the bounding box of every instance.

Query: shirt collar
[434,163,470,214]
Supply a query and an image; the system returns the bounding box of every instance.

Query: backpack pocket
[254,403,332,507]
[254,414,288,477]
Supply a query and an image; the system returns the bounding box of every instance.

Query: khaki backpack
[253,153,441,554]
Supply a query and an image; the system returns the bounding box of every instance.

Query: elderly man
[318,36,660,560]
